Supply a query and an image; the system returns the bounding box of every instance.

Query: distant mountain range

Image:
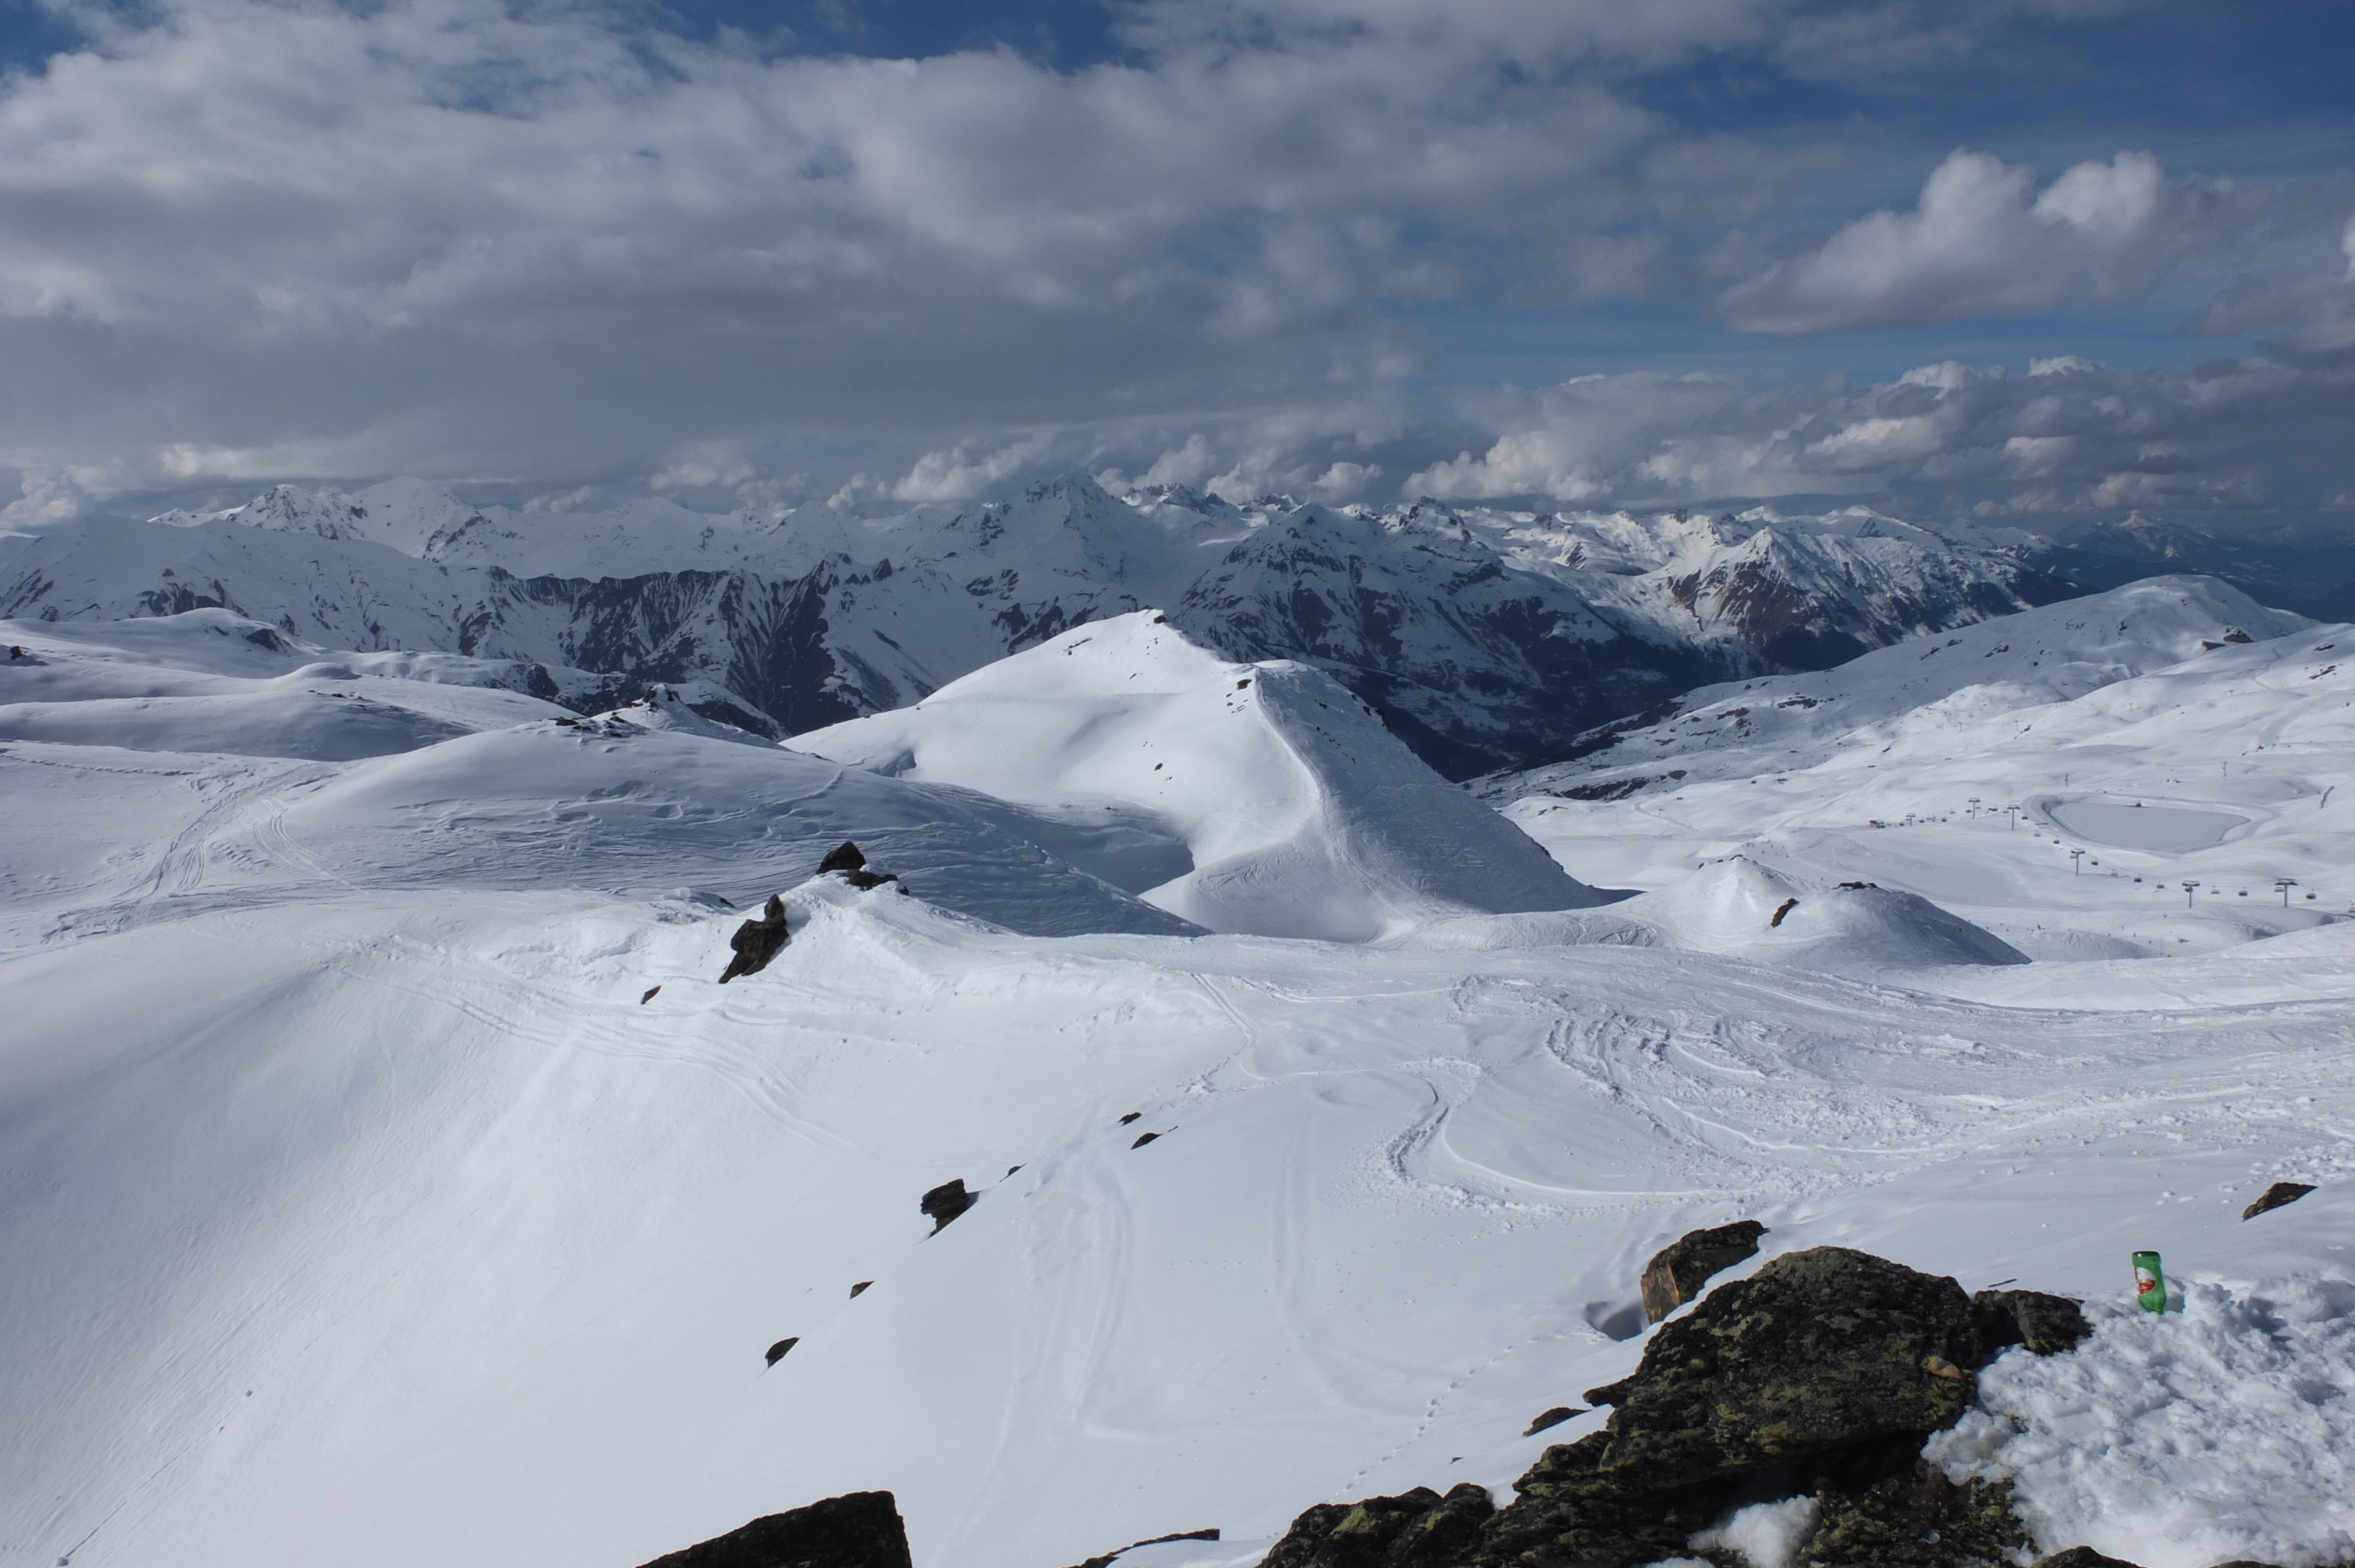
[0,473,2152,776]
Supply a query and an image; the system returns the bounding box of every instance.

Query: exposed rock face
[818,841,901,891]
[1637,1220,1766,1323]
[1261,1483,1495,1568]
[718,895,789,983]
[1260,1247,2029,1568]
[2243,1181,2317,1220]
[1971,1289,2092,1358]
[1588,1247,1979,1487]
[920,1178,977,1234]
[635,1490,912,1568]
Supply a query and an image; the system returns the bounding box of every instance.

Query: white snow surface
[3,593,2354,1568]
[791,612,1612,940]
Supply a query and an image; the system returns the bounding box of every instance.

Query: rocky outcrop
[920,1178,977,1234]
[818,841,901,892]
[1063,1527,1222,1568]
[1261,1483,1495,1568]
[1637,1220,1766,1323]
[718,895,788,983]
[1256,1246,2094,1568]
[1972,1289,2091,1357]
[2243,1181,2317,1220]
[635,1490,911,1568]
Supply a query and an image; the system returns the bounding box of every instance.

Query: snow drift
[792,612,1614,940]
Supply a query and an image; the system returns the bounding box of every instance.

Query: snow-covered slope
[792,612,1611,940]
[5,474,2082,775]
[5,583,2354,1568]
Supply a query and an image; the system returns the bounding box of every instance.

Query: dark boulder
[635,1490,912,1568]
[764,1337,798,1366]
[2243,1181,2317,1220]
[921,1178,977,1234]
[1638,1220,1767,1323]
[1523,1406,1582,1436]
[718,895,790,983]
[1132,1132,1161,1148]
[2031,1551,2145,1568]
[1261,1483,1494,1568]
[1972,1289,2092,1358]
[849,1281,872,1299]
[818,842,867,873]
[1585,1247,1978,1489]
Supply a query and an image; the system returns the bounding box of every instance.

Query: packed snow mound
[1496,575,2313,796]
[1616,856,2027,971]
[792,612,1612,941]
[0,611,569,760]
[584,684,779,746]
[1931,1264,2355,1568]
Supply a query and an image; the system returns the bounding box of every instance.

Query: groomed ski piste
[2,589,2351,1568]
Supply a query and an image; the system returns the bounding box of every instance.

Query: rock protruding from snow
[921,1179,977,1235]
[1639,1220,1767,1323]
[1594,857,2028,972]
[634,1490,913,1568]
[2241,1181,2317,1221]
[1972,1290,2093,1359]
[792,612,1613,941]
[717,896,789,984]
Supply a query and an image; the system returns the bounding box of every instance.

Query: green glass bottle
[2132,1250,2167,1313]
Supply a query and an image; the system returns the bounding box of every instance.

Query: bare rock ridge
[632,1490,911,1568]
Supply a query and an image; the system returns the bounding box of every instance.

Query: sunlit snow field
[3,593,2353,1568]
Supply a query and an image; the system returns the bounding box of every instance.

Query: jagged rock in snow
[1522,1407,1582,1437]
[818,842,868,874]
[920,1178,976,1234]
[1059,1527,1222,1568]
[717,895,789,984]
[1972,1290,2093,1358]
[1259,1482,1495,1568]
[2242,1181,2317,1220]
[633,1489,912,1568]
[1793,1457,2029,1568]
[1638,1220,1766,1323]
[764,1337,798,1367]
[1582,1248,1980,1487]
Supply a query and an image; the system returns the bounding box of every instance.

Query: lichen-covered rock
[1583,1247,1978,1489]
[1470,1431,1738,1567]
[1796,1455,2027,1567]
[2243,1181,2317,1220]
[1261,1483,1494,1568]
[1971,1289,2091,1359]
[635,1490,912,1568]
[1638,1221,1766,1323]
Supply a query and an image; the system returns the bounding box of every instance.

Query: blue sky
[0,0,2347,528]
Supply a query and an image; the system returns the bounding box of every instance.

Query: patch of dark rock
[1523,1407,1583,1436]
[1591,1247,1978,1487]
[1837,880,1878,890]
[242,627,287,651]
[1062,1527,1221,1568]
[849,1281,871,1299]
[1120,1112,1143,1124]
[1006,1164,1023,1176]
[1972,1288,2091,1358]
[1132,1131,1161,1148]
[1638,1220,1766,1323]
[921,1178,977,1234]
[1261,1482,1495,1568]
[818,842,868,874]
[844,868,900,891]
[641,985,662,1005]
[1237,679,1253,690]
[1769,896,1798,928]
[718,895,789,984]
[634,1489,913,1568]
[1796,1453,2028,1568]
[764,1337,798,1367]
[2031,1551,2146,1568]
[1472,1431,1739,1568]
[2243,1181,2317,1220]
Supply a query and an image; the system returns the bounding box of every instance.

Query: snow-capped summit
[794,611,1614,940]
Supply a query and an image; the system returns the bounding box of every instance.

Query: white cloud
[1718,149,2228,334]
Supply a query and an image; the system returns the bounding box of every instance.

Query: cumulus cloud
[1395,353,2355,521]
[1717,149,2230,334]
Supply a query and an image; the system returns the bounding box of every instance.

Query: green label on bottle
[2132,1250,2166,1313]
